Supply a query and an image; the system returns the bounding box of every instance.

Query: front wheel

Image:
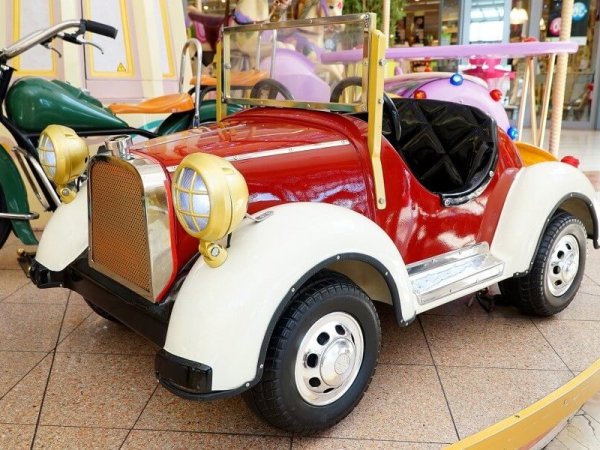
[245,272,380,433]
[499,211,586,316]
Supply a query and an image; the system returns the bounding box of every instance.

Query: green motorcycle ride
[0,19,235,250]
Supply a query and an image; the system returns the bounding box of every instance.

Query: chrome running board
[407,243,504,305]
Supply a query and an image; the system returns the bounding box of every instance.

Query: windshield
[221,14,374,113]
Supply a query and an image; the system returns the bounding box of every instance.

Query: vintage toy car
[27,14,599,433]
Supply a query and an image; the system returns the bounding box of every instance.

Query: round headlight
[38,125,89,187]
[172,153,248,243]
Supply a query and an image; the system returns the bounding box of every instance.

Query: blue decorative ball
[507,127,519,140]
[450,73,464,86]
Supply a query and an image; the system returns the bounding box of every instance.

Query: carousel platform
[1,129,600,449]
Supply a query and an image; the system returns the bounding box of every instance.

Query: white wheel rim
[546,234,580,297]
[294,312,364,406]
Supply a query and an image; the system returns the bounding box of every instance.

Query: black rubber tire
[499,211,586,316]
[84,298,121,323]
[249,78,294,100]
[244,272,381,434]
[0,186,12,250]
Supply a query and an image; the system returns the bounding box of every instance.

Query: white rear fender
[36,184,88,271]
[491,162,599,276]
[164,202,415,391]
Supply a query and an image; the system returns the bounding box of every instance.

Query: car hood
[130,108,357,171]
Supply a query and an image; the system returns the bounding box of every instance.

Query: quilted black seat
[391,98,498,200]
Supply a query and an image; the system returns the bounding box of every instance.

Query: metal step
[407,243,504,305]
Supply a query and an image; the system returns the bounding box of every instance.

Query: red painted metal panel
[132,107,522,296]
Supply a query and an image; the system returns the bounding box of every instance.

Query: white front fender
[164,202,415,391]
[491,162,599,276]
[36,184,88,271]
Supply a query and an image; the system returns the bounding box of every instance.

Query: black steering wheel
[249,78,294,100]
[330,77,401,143]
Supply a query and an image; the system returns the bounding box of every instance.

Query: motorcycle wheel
[0,186,12,249]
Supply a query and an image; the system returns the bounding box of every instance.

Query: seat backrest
[392,98,498,199]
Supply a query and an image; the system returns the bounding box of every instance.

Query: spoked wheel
[0,186,12,249]
[245,272,380,433]
[84,298,121,323]
[499,211,586,316]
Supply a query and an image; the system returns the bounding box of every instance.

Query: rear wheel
[499,212,586,316]
[0,187,12,249]
[244,273,380,433]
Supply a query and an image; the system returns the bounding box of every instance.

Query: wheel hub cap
[294,312,364,406]
[547,234,580,296]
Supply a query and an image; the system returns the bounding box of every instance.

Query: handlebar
[81,20,118,39]
[0,19,117,61]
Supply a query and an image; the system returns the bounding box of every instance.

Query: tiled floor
[1,130,600,449]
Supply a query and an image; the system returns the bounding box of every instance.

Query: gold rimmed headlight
[172,153,248,267]
[38,125,89,203]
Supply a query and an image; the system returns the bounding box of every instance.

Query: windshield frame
[220,13,375,113]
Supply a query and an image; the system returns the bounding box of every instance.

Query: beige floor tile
[135,386,287,436]
[57,313,157,355]
[437,366,572,439]
[0,351,46,397]
[545,413,600,450]
[40,353,156,428]
[535,319,600,372]
[0,354,52,424]
[3,283,69,305]
[0,424,35,450]
[33,425,129,450]
[57,294,92,343]
[293,437,445,449]
[553,292,600,321]
[319,365,457,443]
[584,245,600,286]
[0,303,64,351]
[122,430,290,450]
[0,270,29,302]
[423,288,519,319]
[379,305,432,365]
[0,242,21,270]
[421,315,566,370]
[580,275,600,297]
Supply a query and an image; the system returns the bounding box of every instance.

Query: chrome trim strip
[165,139,351,172]
[226,139,350,162]
[225,97,363,112]
[0,211,39,220]
[88,155,174,302]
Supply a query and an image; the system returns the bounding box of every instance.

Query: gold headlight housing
[38,125,89,202]
[172,153,248,267]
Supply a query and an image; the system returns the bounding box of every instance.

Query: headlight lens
[172,153,248,242]
[37,125,89,187]
[38,134,57,178]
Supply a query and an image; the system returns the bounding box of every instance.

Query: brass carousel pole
[382,0,391,46]
[549,0,574,156]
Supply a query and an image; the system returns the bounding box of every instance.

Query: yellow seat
[108,93,195,115]
[193,70,268,88]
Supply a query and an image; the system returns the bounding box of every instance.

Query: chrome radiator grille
[88,156,173,302]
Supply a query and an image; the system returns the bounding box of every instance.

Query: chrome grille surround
[88,155,173,302]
